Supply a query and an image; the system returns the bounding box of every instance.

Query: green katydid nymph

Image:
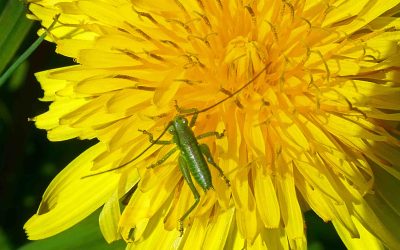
[139,104,230,235]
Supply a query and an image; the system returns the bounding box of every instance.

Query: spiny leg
[177,155,200,236]
[188,110,198,128]
[147,147,178,169]
[140,129,177,168]
[140,129,173,145]
[199,144,230,186]
[196,130,225,140]
[174,100,198,127]
[174,100,198,115]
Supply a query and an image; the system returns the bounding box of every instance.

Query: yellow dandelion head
[25,0,400,249]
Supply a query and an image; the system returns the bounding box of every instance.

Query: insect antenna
[183,64,270,117]
[81,121,174,178]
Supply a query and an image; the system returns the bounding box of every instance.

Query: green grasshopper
[140,103,230,235]
[84,67,268,235]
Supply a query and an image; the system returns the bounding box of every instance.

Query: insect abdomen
[181,143,213,190]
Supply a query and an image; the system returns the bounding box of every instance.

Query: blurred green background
[0,1,345,249]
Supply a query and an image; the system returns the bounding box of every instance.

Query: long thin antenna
[81,121,173,178]
[195,65,269,114]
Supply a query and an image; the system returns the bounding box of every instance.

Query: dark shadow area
[305,211,346,250]
[0,21,95,248]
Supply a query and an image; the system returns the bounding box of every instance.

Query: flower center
[223,36,267,79]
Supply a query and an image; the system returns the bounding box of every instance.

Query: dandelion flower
[25,0,400,249]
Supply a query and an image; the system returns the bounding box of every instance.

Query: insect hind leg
[199,144,230,186]
[177,155,200,236]
[139,129,172,144]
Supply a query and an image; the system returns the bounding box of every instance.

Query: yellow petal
[76,1,130,28]
[313,113,387,141]
[295,176,334,222]
[56,39,96,58]
[182,211,209,250]
[78,49,142,68]
[127,208,182,249]
[231,168,259,241]
[99,192,121,243]
[202,207,235,250]
[261,228,291,250]
[29,1,97,41]
[325,1,400,34]
[276,160,304,244]
[254,169,280,228]
[35,99,87,130]
[333,217,385,250]
[24,143,119,239]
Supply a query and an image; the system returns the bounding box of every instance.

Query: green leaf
[0,228,12,250]
[0,0,33,75]
[7,60,29,92]
[19,210,125,250]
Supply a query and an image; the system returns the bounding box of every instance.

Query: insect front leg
[188,110,199,128]
[140,129,177,168]
[199,144,230,186]
[147,147,178,169]
[196,130,225,140]
[174,100,198,115]
[174,100,198,127]
[177,155,200,236]
[139,129,173,144]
